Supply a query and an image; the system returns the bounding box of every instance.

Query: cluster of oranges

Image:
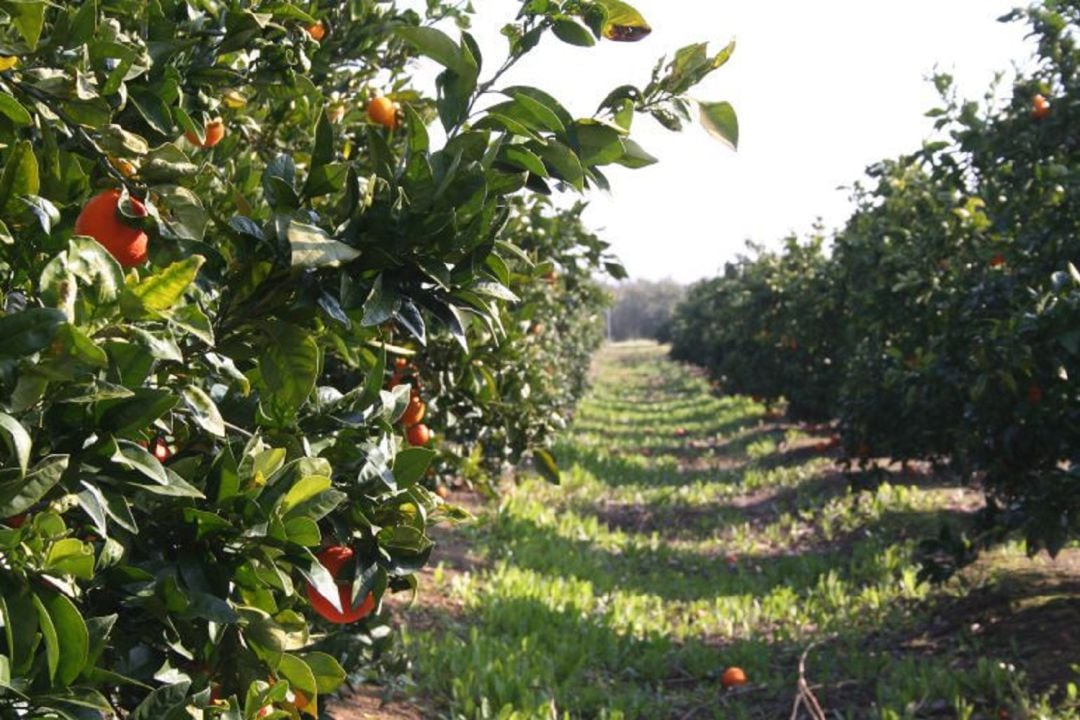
[390,357,432,446]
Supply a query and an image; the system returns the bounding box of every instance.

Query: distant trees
[608,279,686,341]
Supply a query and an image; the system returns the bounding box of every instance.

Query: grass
[383,342,1080,719]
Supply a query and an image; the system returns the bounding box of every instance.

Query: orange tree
[0,0,738,715]
[669,233,840,421]
[420,197,620,486]
[668,0,1078,575]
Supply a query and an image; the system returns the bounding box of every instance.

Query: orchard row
[670,2,1078,574]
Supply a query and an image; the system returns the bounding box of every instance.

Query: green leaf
[502,91,566,136]
[283,517,320,546]
[0,92,31,125]
[68,235,125,304]
[44,538,95,581]
[0,140,40,213]
[121,255,205,318]
[129,681,190,720]
[183,508,233,540]
[615,138,658,169]
[361,274,401,327]
[574,121,625,166]
[594,0,651,41]
[535,141,584,191]
[310,108,333,169]
[154,185,208,243]
[393,447,436,489]
[31,594,59,683]
[278,655,318,710]
[181,386,226,437]
[41,590,88,687]
[699,101,739,149]
[0,455,68,517]
[395,26,476,78]
[281,475,331,515]
[107,438,168,486]
[287,221,361,268]
[712,39,736,68]
[7,0,46,49]
[552,18,595,46]
[500,145,548,177]
[299,551,343,614]
[472,281,519,302]
[0,412,31,477]
[299,651,346,694]
[533,448,561,484]
[258,323,319,421]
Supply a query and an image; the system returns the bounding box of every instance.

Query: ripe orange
[401,396,426,427]
[306,21,326,42]
[366,96,399,129]
[406,423,432,446]
[1031,93,1051,120]
[543,270,558,284]
[185,118,225,148]
[394,357,409,372]
[1027,384,1043,406]
[721,666,748,687]
[74,189,149,267]
[989,253,1006,268]
[434,485,450,499]
[305,546,376,624]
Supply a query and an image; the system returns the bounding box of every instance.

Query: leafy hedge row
[0,0,737,716]
[670,1,1078,570]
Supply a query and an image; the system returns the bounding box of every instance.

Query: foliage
[669,1,1080,571]
[0,0,737,715]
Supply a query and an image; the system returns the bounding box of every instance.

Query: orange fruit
[74,189,149,268]
[366,96,399,129]
[108,155,138,178]
[401,396,426,427]
[185,118,225,148]
[4,513,28,529]
[305,546,376,624]
[989,253,1006,268]
[1032,94,1051,120]
[406,423,432,446]
[721,666,748,688]
[434,485,450,499]
[306,21,326,42]
[151,437,172,463]
[1027,384,1043,406]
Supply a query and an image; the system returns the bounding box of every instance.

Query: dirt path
[333,342,1079,719]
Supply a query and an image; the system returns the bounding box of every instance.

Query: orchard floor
[332,342,1080,720]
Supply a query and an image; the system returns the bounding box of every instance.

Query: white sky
[407,1,1036,283]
